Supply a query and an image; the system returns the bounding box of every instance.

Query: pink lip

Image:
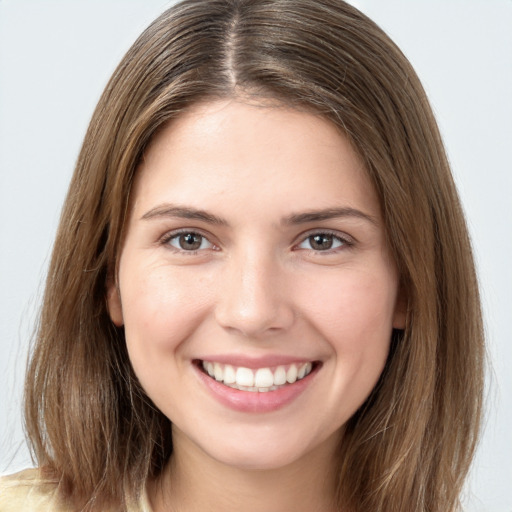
[193,359,320,413]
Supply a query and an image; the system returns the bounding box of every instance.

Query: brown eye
[180,233,202,250]
[297,233,345,251]
[310,234,334,250]
[168,232,212,251]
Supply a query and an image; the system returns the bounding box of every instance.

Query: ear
[106,278,124,327]
[392,286,407,330]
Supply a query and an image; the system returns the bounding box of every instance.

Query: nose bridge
[215,244,293,336]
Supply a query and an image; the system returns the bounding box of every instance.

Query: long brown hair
[24,1,484,510]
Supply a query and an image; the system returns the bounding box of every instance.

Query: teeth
[254,368,274,388]
[223,364,236,384]
[286,365,298,384]
[214,362,223,381]
[274,366,287,385]
[201,360,314,392]
[236,367,254,387]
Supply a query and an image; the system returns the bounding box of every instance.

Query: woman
[0,0,484,510]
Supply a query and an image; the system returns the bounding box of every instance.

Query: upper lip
[194,354,318,369]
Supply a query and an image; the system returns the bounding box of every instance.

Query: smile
[200,361,314,392]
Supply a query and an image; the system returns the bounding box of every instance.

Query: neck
[149,428,341,512]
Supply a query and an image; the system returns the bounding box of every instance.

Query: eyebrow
[283,207,378,226]
[140,204,377,227]
[141,205,229,225]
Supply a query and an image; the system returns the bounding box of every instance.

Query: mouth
[195,359,319,392]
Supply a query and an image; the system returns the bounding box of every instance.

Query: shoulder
[0,468,67,512]
[0,468,153,512]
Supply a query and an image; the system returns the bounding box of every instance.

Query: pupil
[180,233,201,250]
[311,234,333,250]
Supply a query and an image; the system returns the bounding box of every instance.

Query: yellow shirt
[0,468,152,511]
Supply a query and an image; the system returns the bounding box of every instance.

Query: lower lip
[194,363,319,413]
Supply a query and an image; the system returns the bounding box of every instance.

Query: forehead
[130,99,380,223]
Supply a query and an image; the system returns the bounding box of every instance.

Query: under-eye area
[195,360,321,392]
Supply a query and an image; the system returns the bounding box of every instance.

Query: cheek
[297,266,398,358]
[300,269,397,417]
[120,266,214,363]
[119,266,217,415]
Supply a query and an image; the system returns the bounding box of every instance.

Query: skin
[107,99,405,511]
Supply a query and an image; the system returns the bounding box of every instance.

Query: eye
[297,232,348,251]
[166,231,214,252]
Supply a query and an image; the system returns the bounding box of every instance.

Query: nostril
[215,302,295,337]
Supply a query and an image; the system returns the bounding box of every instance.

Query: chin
[211,447,303,471]
[198,426,338,472]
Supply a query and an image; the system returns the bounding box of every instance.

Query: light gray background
[1,1,511,510]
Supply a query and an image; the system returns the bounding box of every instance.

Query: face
[108,100,405,471]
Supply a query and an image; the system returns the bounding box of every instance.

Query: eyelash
[295,230,354,254]
[159,229,354,255]
[159,229,217,255]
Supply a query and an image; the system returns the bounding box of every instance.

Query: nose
[214,249,295,338]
